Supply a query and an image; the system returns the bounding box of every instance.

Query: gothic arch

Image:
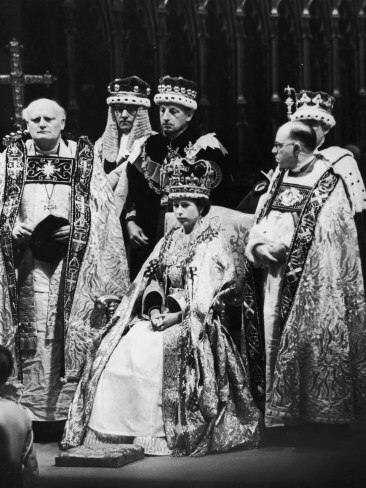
[1,0,366,199]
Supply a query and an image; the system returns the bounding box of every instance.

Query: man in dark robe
[125,75,228,279]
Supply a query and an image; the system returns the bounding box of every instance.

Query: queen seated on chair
[61,154,261,456]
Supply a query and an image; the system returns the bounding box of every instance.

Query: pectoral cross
[0,39,56,128]
[44,201,57,211]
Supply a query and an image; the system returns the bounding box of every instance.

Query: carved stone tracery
[1,0,365,194]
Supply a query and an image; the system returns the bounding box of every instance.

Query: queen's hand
[151,311,182,332]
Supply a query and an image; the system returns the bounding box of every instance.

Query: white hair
[22,98,66,122]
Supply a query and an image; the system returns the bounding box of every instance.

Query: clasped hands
[150,308,182,332]
[12,222,71,246]
[253,241,288,267]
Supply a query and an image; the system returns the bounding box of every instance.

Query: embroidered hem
[133,436,171,456]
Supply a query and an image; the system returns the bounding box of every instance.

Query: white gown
[89,320,165,438]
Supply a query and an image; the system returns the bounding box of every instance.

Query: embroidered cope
[244,160,366,426]
[0,137,130,421]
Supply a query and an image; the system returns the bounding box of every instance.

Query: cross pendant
[44,202,57,211]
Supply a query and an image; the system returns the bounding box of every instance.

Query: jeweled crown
[284,86,336,127]
[154,76,198,110]
[163,144,220,200]
[107,76,151,107]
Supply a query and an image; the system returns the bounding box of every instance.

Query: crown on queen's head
[284,86,336,128]
[107,76,151,108]
[154,76,198,111]
[164,149,217,200]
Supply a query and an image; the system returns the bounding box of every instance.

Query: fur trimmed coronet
[154,75,198,110]
[290,89,336,128]
[107,76,151,108]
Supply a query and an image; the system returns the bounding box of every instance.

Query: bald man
[0,98,129,438]
[243,121,366,431]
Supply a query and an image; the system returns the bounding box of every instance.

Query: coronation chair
[97,206,254,351]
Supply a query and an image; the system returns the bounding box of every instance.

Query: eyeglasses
[114,105,138,116]
[273,142,295,151]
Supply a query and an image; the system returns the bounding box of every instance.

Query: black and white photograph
[0,1,365,487]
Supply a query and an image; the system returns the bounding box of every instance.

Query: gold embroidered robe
[0,137,130,421]
[62,218,261,455]
[244,163,366,425]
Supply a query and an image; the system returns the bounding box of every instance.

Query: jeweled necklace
[140,142,164,195]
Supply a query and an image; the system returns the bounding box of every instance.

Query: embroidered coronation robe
[244,160,366,425]
[0,137,129,421]
[62,218,261,455]
[317,146,366,287]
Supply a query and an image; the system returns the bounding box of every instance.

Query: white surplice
[18,139,76,421]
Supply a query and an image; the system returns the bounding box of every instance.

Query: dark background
[0,0,365,207]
